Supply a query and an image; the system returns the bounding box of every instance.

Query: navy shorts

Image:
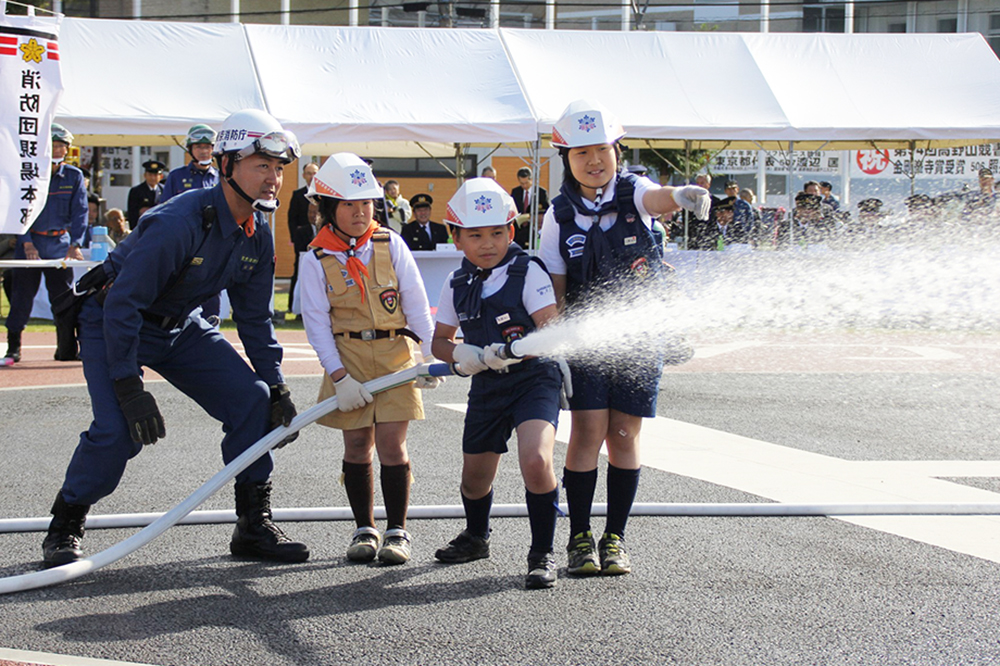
[567,354,663,417]
[462,360,562,455]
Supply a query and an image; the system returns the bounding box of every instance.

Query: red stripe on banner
[47,41,58,50]
[0,48,16,56]
[0,36,17,45]
[47,52,59,60]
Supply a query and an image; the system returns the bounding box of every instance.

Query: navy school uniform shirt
[101,184,283,385]
[16,162,87,259]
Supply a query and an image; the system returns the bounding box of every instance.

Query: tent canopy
[55,18,1000,151]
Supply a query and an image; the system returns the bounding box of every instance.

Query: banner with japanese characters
[851,145,1000,179]
[0,11,63,234]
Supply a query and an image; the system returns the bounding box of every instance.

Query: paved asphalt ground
[1,329,999,665]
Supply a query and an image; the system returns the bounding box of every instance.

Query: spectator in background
[4,123,87,364]
[127,160,165,228]
[793,192,825,243]
[383,180,412,234]
[287,162,319,312]
[723,180,755,241]
[481,166,497,180]
[739,188,762,238]
[819,181,840,212]
[511,167,549,249]
[963,168,999,223]
[105,208,129,246]
[846,198,890,244]
[802,180,822,197]
[83,193,104,249]
[685,173,722,250]
[401,194,449,251]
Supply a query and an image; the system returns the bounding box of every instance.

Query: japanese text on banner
[0,12,64,235]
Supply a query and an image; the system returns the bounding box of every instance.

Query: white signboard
[0,11,63,234]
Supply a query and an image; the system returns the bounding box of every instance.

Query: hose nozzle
[498,339,526,361]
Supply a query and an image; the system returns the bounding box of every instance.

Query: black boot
[231,482,309,563]
[5,329,21,363]
[53,316,79,361]
[42,493,90,568]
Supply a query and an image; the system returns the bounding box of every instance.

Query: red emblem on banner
[856,150,891,175]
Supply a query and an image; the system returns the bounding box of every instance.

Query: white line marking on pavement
[0,647,158,666]
[845,346,964,361]
[692,342,764,359]
[436,403,1000,564]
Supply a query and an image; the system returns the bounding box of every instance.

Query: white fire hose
[0,362,452,595]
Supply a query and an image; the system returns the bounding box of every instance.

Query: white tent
[502,28,1000,149]
[54,18,1000,150]
[245,24,538,148]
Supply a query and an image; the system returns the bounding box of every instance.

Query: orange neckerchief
[239,217,255,238]
[310,221,378,302]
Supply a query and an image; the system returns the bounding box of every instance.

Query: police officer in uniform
[127,159,165,227]
[161,125,223,323]
[401,194,449,251]
[40,109,309,569]
[4,123,87,364]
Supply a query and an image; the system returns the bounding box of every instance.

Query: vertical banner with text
[0,10,63,234]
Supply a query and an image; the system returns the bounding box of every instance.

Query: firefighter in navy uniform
[161,124,223,323]
[41,109,309,569]
[126,159,165,228]
[4,123,87,364]
[400,194,449,251]
[537,100,710,576]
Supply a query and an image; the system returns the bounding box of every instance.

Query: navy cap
[409,193,433,209]
[143,160,166,173]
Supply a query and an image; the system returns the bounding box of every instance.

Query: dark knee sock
[563,467,598,537]
[462,488,493,539]
[380,462,411,530]
[526,487,559,554]
[605,463,640,538]
[342,460,374,529]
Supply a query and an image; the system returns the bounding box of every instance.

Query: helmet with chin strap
[51,123,73,146]
[444,178,517,229]
[550,99,626,149]
[213,109,301,213]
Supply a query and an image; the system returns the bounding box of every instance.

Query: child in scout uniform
[299,153,439,565]
[430,178,568,589]
[537,100,711,576]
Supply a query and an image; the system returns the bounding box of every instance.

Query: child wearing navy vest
[431,178,568,590]
[538,100,711,576]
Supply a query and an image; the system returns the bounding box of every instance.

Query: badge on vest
[624,236,637,245]
[380,288,399,314]
[340,269,355,288]
[630,256,650,279]
[626,214,636,224]
[495,313,511,325]
[566,233,586,259]
[502,325,525,342]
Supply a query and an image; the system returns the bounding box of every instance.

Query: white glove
[334,373,373,412]
[483,343,522,371]
[672,185,712,221]
[415,359,444,389]
[555,357,574,410]
[452,343,488,376]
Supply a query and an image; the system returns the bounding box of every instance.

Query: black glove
[269,383,298,448]
[113,376,165,445]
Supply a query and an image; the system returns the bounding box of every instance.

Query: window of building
[803,4,846,32]
[938,17,958,32]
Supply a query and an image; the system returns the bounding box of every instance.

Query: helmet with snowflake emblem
[444,177,517,229]
[550,99,625,148]
[308,153,383,203]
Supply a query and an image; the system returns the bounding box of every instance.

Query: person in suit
[401,194,449,251]
[510,167,549,250]
[287,162,319,309]
[127,160,165,228]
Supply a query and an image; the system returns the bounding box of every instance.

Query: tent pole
[909,140,917,196]
[546,0,555,29]
[683,140,691,251]
[788,140,795,245]
[530,139,541,250]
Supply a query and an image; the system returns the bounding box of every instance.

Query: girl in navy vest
[537,100,711,575]
[431,178,569,589]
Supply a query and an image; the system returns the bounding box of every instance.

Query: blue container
[90,226,109,261]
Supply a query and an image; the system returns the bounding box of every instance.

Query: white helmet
[550,99,626,149]
[213,109,300,164]
[444,178,517,229]
[307,153,383,202]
